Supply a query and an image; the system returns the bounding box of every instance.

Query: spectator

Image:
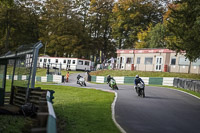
[66,72,69,82]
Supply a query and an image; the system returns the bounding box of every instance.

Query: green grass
[7,66,80,77]
[36,68,80,76]
[0,115,32,133]
[36,84,120,133]
[90,70,200,80]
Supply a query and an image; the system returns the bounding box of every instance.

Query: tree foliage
[167,0,200,61]
[111,0,164,49]
[0,0,199,63]
[0,0,40,54]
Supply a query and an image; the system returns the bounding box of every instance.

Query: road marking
[112,92,127,133]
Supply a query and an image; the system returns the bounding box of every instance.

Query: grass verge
[36,68,80,76]
[36,84,120,133]
[90,70,200,80]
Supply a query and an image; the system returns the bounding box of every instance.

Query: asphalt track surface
[61,73,200,133]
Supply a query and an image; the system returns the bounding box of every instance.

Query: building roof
[39,56,91,61]
[116,48,178,54]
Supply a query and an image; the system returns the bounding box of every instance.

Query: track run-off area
[60,73,200,133]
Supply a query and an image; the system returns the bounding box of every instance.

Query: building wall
[134,53,169,72]
[116,49,200,74]
[38,57,91,71]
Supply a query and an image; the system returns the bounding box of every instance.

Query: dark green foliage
[0,0,40,55]
[167,0,200,61]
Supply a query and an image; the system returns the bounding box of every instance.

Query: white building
[38,56,92,71]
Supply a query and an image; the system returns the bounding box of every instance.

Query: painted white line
[112,92,127,133]
[83,86,126,133]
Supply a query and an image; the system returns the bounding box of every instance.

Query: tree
[148,23,168,48]
[167,0,200,62]
[0,0,40,54]
[39,0,90,57]
[135,24,152,48]
[111,0,164,49]
[88,0,115,62]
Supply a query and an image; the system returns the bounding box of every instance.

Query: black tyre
[142,90,145,98]
[116,86,119,90]
[84,82,86,86]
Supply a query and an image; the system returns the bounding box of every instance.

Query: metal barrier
[31,90,56,133]
[173,78,200,93]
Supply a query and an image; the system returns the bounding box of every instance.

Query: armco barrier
[6,75,64,83]
[124,77,135,84]
[173,78,200,93]
[91,76,96,82]
[173,78,179,87]
[140,77,149,85]
[89,76,200,93]
[163,78,174,86]
[114,77,124,84]
[89,76,171,86]
[46,91,56,133]
[194,81,200,93]
[31,90,56,133]
[96,76,105,83]
[149,77,163,85]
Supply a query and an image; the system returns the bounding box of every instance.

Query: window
[171,58,176,65]
[63,60,66,63]
[48,59,51,63]
[137,57,140,64]
[192,59,200,66]
[68,60,71,64]
[85,61,89,66]
[78,60,83,65]
[126,57,133,64]
[44,59,47,62]
[40,59,42,62]
[179,57,190,65]
[56,59,58,63]
[72,60,76,64]
[145,57,153,65]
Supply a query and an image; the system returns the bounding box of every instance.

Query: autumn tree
[135,24,152,48]
[111,0,164,49]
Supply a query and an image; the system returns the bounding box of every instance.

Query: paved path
[61,73,200,133]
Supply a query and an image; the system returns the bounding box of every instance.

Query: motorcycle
[136,83,145,98]
[78,77,86,86]
[109,78,118,90]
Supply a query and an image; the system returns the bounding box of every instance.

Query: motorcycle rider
[134,75,145,92]
[77,74,82,84]
[107,75,113,87]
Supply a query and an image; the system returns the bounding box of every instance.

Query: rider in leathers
[134,75,145,92]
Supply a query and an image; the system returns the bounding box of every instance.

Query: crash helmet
[136,75,139,78]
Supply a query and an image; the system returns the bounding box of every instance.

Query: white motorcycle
[136,83,145,98]
[78,77,86,86]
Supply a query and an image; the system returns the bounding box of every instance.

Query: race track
[61,73,200,133]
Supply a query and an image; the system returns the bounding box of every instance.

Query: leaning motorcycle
[110,79,118,90]
[78,77,86,86]
[136,83,145,98]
